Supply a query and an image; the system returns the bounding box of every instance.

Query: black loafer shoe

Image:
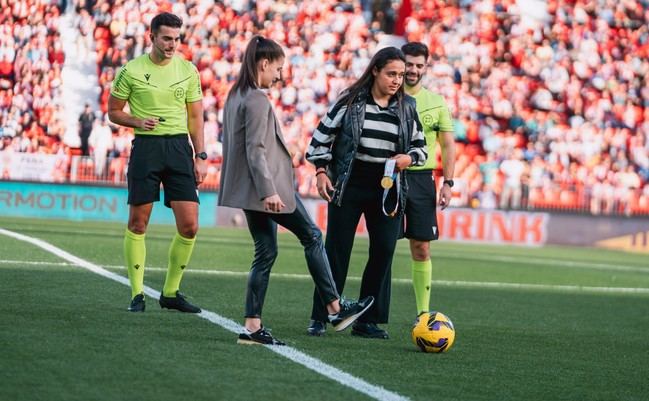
[307,320,327,336]
[128,293,145,312]
[159,291,201,313]
[351,322,389,339]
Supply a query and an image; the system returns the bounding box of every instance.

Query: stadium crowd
[1,0,648,215]
[405,0,649,215]
[0,0,68,157]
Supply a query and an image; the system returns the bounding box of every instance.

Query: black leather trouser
[243,195,339,318]
[310,184,401,324]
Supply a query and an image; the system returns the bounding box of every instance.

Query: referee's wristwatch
[443,179,454,188]
[195,151,208,160]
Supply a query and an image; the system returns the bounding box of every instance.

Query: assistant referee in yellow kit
[400,42,456,317]
[107,12,206,314]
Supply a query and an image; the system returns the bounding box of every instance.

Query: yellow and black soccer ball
[411,311,455,353]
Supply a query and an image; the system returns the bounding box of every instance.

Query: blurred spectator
[1,0,67,158]
[78,103,95,156]
[499,149,526,210]
[472,183,497,210]
[3,0,648,215]
[88,116,113,176]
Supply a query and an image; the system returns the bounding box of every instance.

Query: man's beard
[406,74,422,86]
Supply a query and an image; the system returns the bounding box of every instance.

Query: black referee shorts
[127,134,199,208]
[401,170,439,241]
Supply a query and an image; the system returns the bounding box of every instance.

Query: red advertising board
[310,202,549,246]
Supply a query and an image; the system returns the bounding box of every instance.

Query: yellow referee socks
[411,259,432,315]
[124,229,146,299]
[162,233,196,297]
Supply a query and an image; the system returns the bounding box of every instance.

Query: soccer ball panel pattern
[411,311,456,353]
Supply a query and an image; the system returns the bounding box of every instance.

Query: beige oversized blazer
[218,88,297,213]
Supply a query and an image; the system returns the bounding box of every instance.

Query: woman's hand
[316,172,334,202]
[391,154,412,171]
[263,194,285,213]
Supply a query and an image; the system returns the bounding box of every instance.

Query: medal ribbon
[381,159,400,217]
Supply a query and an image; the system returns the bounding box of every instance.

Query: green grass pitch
[1,216,648,401]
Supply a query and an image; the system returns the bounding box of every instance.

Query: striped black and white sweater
[307,93,427,170]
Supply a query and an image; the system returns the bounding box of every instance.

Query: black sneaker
[128,293,145,312]
[159,291,201,313]
[237,327,285,346]
[327,296,374,332]
[351,322,389,339]
[306,320,326,336]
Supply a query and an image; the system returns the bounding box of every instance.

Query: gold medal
[381,176,394,189]
[381,159,396,189]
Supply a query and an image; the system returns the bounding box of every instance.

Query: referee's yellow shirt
[111,54,202,135]
[408,87,454,171]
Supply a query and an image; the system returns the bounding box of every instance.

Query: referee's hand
[138,117,159,131]
[194,159,207,186]
[438,184,452,210]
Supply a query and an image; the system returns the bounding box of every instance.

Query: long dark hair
[339,47,406,106]
[228,35,285,98]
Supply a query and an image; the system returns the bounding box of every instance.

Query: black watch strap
[443,179,454,188]
[195,151,208,160]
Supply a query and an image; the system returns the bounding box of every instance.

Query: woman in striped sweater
[306,47,427,339]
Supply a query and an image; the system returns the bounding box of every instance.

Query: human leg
[235,210,285,345]
[404,171,438,315]
[162,201,198,297]
[410,239,432,315]
[125,203,153,309]
[242,210,279,331]
[157,136,202,312]
[275,199,374,332]
[357,200,401,325]
[271,196,339,308]
[351,208,400,340]
[309,189,364,322]
[124,136,163,310]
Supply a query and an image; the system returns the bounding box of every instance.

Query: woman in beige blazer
[219,36,373,346]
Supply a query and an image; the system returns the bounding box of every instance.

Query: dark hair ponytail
[228,36,285,99]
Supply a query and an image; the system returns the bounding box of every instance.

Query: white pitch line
[3,258,648,296]
[117,266,648,296]
[4,256,648,275]
[0,228,409,401]
[430,279,649,295]
[426,252,649,273]
[0,259,71,267]
[9,227,646,273]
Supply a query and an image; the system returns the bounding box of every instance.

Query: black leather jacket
[323,90,423,212]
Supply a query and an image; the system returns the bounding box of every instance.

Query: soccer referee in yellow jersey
[107,12,206,313]
[401,42,456,316]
